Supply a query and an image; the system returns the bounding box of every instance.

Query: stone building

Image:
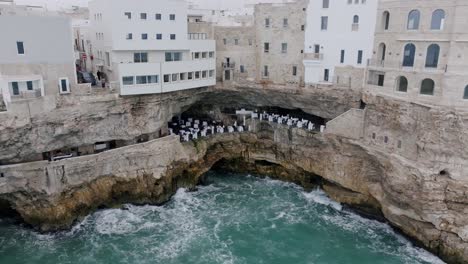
[366,0,468,107]
[254,0,308,85]
[0,4,77,112]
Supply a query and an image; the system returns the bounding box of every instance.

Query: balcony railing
[351,23,359,31]
[222,62,235,69]
[188,33,207,40]
[10,89,42,100]
[367,59,447,72]
[304,53,324,61]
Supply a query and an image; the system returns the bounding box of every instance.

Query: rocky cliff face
[1,85,467,263]
[0,85,359,164]
[1,117,467,263]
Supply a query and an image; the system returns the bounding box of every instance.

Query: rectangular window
[124,12,131,19]
[323,0,329,8]
[202,52,207,59]
[223,39,227,45]
[156,13,161,20]
[340,50,345,63]
[170,34,176,40]
[240,65,245,73]
[209,51,214,58]
[194,52,200,59]
[263,65,269,77]
[105,52,110,66]
[292,66,297,76]
[172,73,178,82]
[136,76,148,84]
[321,16,328,30]
[156,34,162,40]
[122,76,134,85]
[283,18,288,27]
[26,81,33,90]
[164,74,170,83]
[11,82,19,95]
[188,72,193,80]
[264,42,269,53]
[195,71,200,79]
[134,52,148,63]
[202,70,207,78]
[180,73,186,81]
[126,33,133,40]
[142,34,148,40]
[170,14,176,20]
[209,70,215,77]
[17,41,24,55]
[234,39,239,45]
[324,69,329,82]
[357,50,363,64]
[281,43,288,53]
[265,18,270,28]
[59,78,69,93]
[140,13,147,20]
[165,52,181,62]
[148,75,158,84]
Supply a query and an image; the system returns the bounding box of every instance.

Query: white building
[88,0,216,96]
[303,0,378,84]
[0,4,76,110]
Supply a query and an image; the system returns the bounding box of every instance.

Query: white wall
[303,0,378,84]
[0,15,75,65]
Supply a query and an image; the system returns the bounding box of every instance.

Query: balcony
[222,62,235,69]
[352,23,359,31]
[304,53,324,61]
[188,33,208,40]
[367,59,447,72]
[11,89,42,100]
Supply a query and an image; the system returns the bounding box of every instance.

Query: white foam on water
[320,205,446,264]
[302,188,343,211]
[94,208,143,235]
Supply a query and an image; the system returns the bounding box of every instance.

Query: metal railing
[351,23,359,31]
[222,62,235,69]
[188,33,207,40]
[10,89,42,100]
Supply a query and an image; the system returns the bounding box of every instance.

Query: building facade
[366,0,468,107]
[88,0,216,96]
[254,0,308,85]
[303,0,378,85]
[0,4,76,111]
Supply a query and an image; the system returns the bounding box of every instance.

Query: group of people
[169,118,248,142]
[256,111,326,133]
[169,111,326,143]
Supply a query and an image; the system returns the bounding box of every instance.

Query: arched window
[378,43,386,62]
[431,9,445,30]
[353,15,359,24]
[464,85,468,99]
[403,43,416,67]
[396,76,408,92]
[407,10,420,30]
[420,79,435,95]
[425,44,440,68]
[382,11,390,30]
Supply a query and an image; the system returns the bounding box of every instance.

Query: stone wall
[325,108,364,140]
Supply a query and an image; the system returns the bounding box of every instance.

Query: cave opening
[175,104,327,129]
[0,198,21,223]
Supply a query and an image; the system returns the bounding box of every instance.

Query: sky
[10,0,288,10]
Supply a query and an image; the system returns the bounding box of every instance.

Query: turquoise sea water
[0,172,445,264]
